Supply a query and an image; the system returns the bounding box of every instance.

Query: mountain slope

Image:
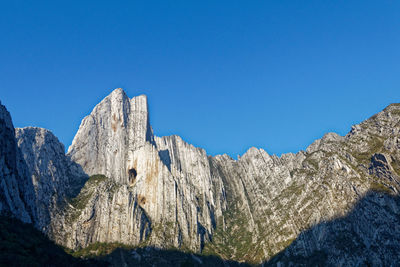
[62,89,400,264]
[266,191,400,266]
[0,215,103,267]
[204,104,400,263]
[0,101,34,223]
[1,90,400,265]
[15,127,88,235]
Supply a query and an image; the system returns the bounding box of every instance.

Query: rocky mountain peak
[16,127,65,152]
[67,89,154,184]
[2,92,400,265]
[109,87,127,97]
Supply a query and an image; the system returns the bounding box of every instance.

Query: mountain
[15,127,88,237]
[0,215,104,267]
[64,88,220,251]
[1,90,400,266]
[0,101,33,223]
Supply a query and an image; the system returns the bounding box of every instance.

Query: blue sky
[1,1,399,157]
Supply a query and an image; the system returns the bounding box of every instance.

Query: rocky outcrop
[202,105,400,264]
[15,127,87,233]
[0,101,33,223]
[61,90,400,265]
[0,101,88,236]
[267,191,400,266]
[67,89,154,184]
[2,90,400,265]
[61,89,400,265]
[64,89,223,251]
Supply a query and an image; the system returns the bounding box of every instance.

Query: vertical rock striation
[62,90,400,265]
[67,88,153,184]
[2,90,400,265]
[15,127,88,234]
[64,89,223,251]
[0,101,33,223]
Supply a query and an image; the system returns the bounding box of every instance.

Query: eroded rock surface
[63,90,400,264]
[2,91,400,266]
[15,127,87,234]
[64,89,222,251]
[0,101,33,223]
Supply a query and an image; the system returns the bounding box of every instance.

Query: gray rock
[0,101,33,223]
[2,91,400,266]
[15,127,87,234]
[61,91,400,264]
[63,89,222,251]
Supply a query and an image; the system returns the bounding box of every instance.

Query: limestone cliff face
[2,90,400,266]
[203,104,400,264]
[15,127,87,234]
[0,101,33,223]
[64,89,223,251]
[0,101,88,237]
[60,91,400,265]
[67,88,153,184]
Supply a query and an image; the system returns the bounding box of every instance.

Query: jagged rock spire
[67,88,154,184]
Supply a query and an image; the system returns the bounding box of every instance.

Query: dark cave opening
[128,168,137,184]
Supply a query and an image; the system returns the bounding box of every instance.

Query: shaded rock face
[0,101,87,237]
[15,127,88,234]
[267,192,400,266]
[0,101,33,223]
[2,91,400,265]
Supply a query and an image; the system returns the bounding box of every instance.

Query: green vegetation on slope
[69,242,134,258]
[0,216,103,267]
[202,207,259,264]
[66,174,109,222]
[87,174,108,184]
[369,182,393,195]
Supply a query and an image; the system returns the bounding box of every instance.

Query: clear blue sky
[1,1,399,157]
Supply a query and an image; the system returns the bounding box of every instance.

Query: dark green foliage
[0,216,105,267]
[267,249,328,267]
[72,242,134,258]
[69,241,249,266]
[202,207,258,263]
[99,246,249,267]
[70,175,108,209]
[69,191,93,210]
[66,174,109,222]
[350,136,384,164]
[369,182,392,194]
[0,215,246,266]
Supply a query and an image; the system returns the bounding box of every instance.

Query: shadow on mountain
[65,155,90,199]
[264,190,400,266]
[158,149,172,172]
[0,215,105,267]
[3,191,400,266]
[0,214,248,267]
[98,246,250,267]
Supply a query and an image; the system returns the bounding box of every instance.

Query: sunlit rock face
[62,90,400,264]
[2,89,400,265]
[67,88,154,184]
[64,89,224,251]
[60,89,399,262]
